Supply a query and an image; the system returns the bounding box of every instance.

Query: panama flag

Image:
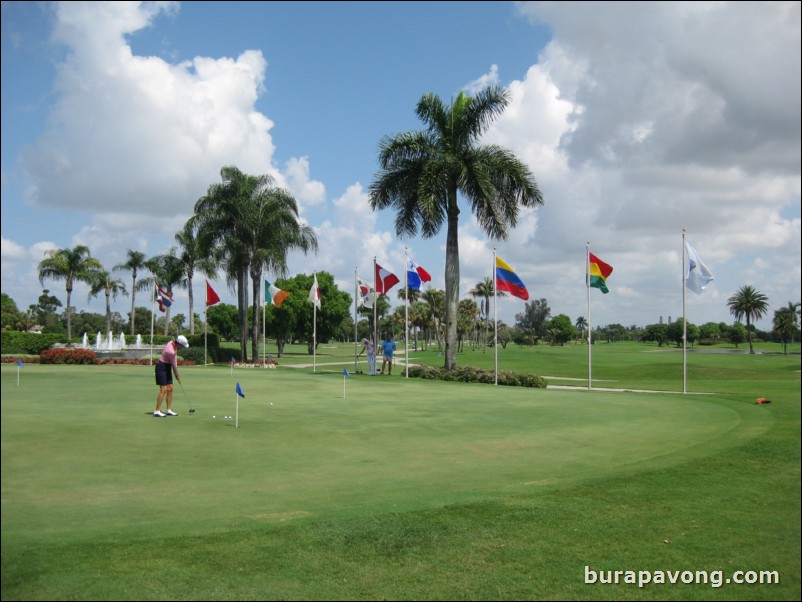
[206,280,221,307]
[406,257,432,291]
[495,256,529,301]
[156,285,173,313]
[265,280,290,308]
[375,263,400,296]
[308,273,321,308]
[357,275,377,308]
[685,242,714,294]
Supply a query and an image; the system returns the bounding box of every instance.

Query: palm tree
[145,252,185,336]
[727,285,769,354]
[575,316,588,343]
[38,245,103,344]
[242,186,318,362]
[88,269,128,336]
[114,250,149,335]
[369,86,543,369]
[175,221,218,336]
[773,303,799,355]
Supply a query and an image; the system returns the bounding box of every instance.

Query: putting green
[1,364,772,546]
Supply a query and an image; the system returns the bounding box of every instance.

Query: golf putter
[178,381,195,414]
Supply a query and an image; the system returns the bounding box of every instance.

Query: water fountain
[82,333,89,348]
[91,332,152,359]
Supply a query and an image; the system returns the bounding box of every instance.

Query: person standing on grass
[358,337,377,375]
[153,334,189,417]
[379,333,397,375]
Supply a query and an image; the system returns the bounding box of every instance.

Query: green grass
[1,342,799,600]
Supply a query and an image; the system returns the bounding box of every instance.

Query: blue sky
[2,1,800,331]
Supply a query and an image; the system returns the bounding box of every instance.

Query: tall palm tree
[38,245,103,344]
[175,221,219,336]
[114,250,149,335]
[242,186,318,362]
[370,86,543,369]
[192,166,270,361]
[727,285,769,354]
[145,252,185,336]
[88,269,128,336]
[420,288,446,351]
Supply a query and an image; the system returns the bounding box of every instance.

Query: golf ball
[270,402,273,406]
[212,415,216,419]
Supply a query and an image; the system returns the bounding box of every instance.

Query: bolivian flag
[588,252,613,294]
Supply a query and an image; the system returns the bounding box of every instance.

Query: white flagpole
[150,283,156,366]
[204,304,208,366]
[312,272,317,373]
[682,229,688,394]
[262,293,266,369]
[235,391,239,430]
[405,247,409,378]
[354,267,359,373]
[373,257,378,349]
[587,243,592,390]
[494,248,498,385]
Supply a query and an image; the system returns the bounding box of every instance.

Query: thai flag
[406,258,432,291]
[156,285,173,313]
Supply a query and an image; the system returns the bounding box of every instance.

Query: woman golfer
[153,334,189,417]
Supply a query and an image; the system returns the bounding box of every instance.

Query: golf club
[178,381,195,414]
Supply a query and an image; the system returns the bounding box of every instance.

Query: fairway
[1,352,799,600]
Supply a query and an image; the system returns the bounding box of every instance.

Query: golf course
[1,341,799,600]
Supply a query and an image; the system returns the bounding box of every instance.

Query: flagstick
[17,364,20,387]
[235,391,239,429]
[494,248,498,386]
[682,229,688,395]
[587,243,592,390]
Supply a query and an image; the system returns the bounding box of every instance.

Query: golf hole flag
[236,383,245,398]
[588,252,614,294]
[495,256,529,301]
[234,383,244,430]
[685,242,714,294]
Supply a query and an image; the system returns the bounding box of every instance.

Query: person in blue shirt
[379,333,397,375]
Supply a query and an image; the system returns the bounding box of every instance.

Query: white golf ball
[270,402,273,406]
[212,415,216,419]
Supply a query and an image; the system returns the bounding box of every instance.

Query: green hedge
[1,331,61,355]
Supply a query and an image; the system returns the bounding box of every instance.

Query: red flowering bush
[39,348,98,365]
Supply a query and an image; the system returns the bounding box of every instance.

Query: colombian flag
[495,256,529,301]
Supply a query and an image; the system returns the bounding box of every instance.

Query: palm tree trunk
[238,268,249,362]
[130,277,137,335]
[444,196,460,370]
[250,268,262,363]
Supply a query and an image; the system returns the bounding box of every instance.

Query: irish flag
[588,252,613,294]
[265,280,290,308]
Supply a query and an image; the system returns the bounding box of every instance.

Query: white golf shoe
[166,409,178,416]
[153,410,166,417]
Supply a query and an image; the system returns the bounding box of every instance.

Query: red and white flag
[375,263,400,296]
[206,280,221,307]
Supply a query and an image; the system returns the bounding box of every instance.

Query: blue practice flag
[343,368,350,377]
[236,383,245,398]
[17,359,24,367]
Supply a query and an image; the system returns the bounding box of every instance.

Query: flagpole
[204,303,208,366]
[354,267,359,373]
[587,242,592,390]
[262,293,266,369]
[494,248,498,386]
[373,256,378,350]
[312,272,317,373]
[150,283,156,366]
[404,247,409,378]
[682,229,688,394]
[235,390,239,430]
